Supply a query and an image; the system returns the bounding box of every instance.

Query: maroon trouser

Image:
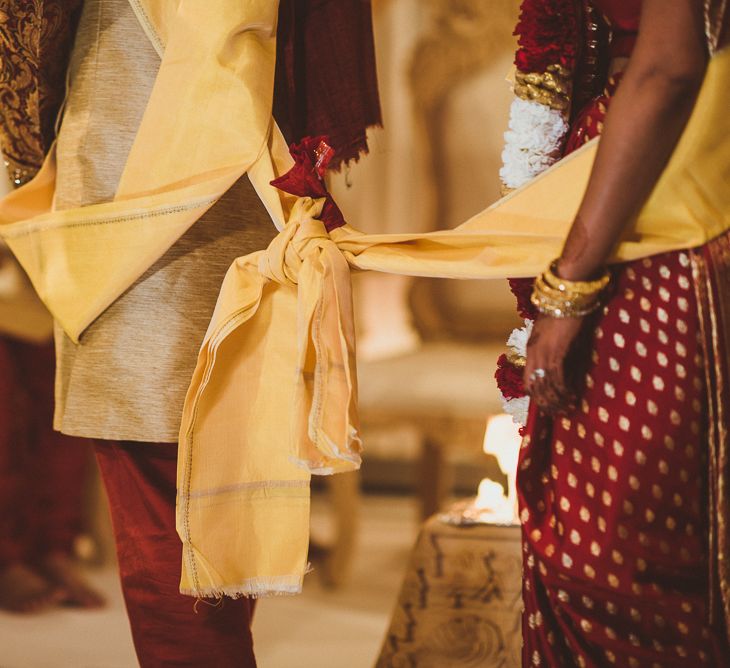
[0,337,90,568]
[94,440,256,668]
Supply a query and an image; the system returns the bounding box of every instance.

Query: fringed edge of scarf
[705,0,730,55]
[181,564,314,600]
[325,129,383,173]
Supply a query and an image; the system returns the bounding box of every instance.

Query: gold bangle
[530,290,603,318]
[530,259,611,318]
[533,274,599,307]
[544,260,611,296]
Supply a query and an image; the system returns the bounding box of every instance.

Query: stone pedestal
[377,516,522,668]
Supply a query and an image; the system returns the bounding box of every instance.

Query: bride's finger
[530,376,555,409]
[541,375,565,414]
[546,363,571,410]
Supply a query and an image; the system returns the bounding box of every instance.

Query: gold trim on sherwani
[706,0,729,54]
[0,0,82,185]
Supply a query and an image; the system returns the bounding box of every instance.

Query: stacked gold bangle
[530,260,611,318]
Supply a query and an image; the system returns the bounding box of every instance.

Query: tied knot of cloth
[257,197,331,287]
[266,196,361,474]
[184,192,361,487]
[177,192,361,598]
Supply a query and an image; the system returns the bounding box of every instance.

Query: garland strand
[497,0,583,425]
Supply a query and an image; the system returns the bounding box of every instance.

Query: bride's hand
[523,316,585,415]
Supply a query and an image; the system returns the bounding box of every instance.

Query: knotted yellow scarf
[0,0,727,597]
[177,45,730,597]
[0,0,292,342]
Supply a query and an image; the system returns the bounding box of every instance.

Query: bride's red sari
[503,1,730,665]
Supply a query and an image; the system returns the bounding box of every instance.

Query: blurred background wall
[328,0,522,509]
[332,0,520,356]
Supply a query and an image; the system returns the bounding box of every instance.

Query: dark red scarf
[274,0,382,170]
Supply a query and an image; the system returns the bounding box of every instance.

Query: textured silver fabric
[53,0,277,442]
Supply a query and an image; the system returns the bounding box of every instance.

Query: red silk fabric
[94,440,256,668]
[591,0,641,58]
[0,338,89,567]
[519,249,730,666]
[273,0,381,169]
[515,12,730,663]
[271,137,346,232]
[565,74,621,153]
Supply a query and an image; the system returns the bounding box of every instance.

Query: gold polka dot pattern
[518,249,726,666]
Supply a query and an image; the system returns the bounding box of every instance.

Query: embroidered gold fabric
[706,0,729,54]
[514,64,572,112]
[0,0,82,186]
[693,231,730,641]
[711,235,730,642]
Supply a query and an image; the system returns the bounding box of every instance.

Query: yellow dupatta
[177,49,730,597]
[0,0,726,597]
[0,0,294,343]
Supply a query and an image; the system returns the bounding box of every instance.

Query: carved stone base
[377,516,522,668]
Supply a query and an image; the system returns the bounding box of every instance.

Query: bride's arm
[525,0,709,413]
[558,0,708,282]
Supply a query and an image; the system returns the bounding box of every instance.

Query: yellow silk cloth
[0,178,52,343]
[0,253,53,343]
[0,0,295,343]
[178,51,730,597]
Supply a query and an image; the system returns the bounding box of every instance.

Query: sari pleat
[694,232,730,639]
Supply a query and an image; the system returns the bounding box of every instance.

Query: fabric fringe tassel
[181,564,314,600]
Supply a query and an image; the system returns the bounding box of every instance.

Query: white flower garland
[502,395,531,428]
[497,91,572,425]
[507,318,533,359]
[499,97,570,191]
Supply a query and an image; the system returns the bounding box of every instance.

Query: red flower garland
[514,0,581,73]
[499,0,585,414]
[509,277,538,321]
[495,353,527,400]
